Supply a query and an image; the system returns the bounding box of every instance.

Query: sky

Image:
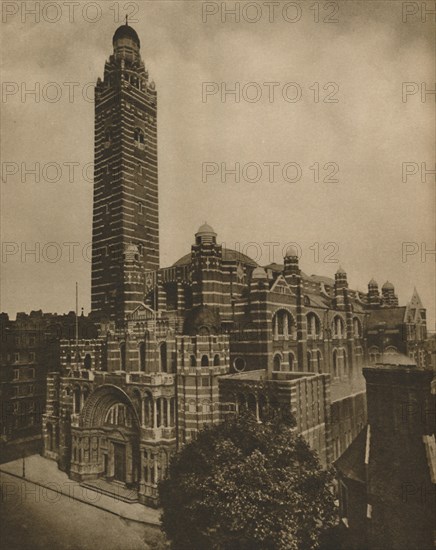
[1,0,435,328]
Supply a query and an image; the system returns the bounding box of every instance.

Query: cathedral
[42,24,429,507]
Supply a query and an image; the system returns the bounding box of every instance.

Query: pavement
[0,454,161,526]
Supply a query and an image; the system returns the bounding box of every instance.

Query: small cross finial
[125,14,128,25]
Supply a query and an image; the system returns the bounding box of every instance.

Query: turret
[283,246,300,284]
[381,281,399,307]
[334,266,348,309]
[368,278,381,307]
[191,223,223,309]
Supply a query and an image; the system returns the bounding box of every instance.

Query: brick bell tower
[91,23,159,325]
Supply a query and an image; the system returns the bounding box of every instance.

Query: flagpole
[75,282,79,365]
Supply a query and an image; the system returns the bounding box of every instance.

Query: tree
[159,409,337,550]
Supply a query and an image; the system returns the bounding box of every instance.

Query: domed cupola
[113,23,140,47]
[112,22,141,61]
[382,280,394,290]
[381,280,398,306]
[195,222,217,245]
[252,266,267,280]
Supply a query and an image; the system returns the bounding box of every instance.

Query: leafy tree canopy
[159,410,337,550]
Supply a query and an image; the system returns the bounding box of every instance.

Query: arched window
[134,128,145,150]
[190,355,197,367]
[66,352,71,364]
[289,352,296,371]
[159,342,167,373]
[120,343,126,371]
[144,392,153,428]
[139,342,146,372]
[73,387,81,414]
[233,357,246,372]
[201,355,209,367]
[307,313,321,339]
[332,316,345,339]
[213,354,220,366]
[307,351,312,371]
[333,350,339,378]
[156,397,163,427]
[84,354,91,370]
[316,350,322,373]
[272,310,295,340]
[343,349,348,374]
[353,318,362,338]
[273,354,281,371]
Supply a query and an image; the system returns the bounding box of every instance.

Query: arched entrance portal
[71,385,140,488]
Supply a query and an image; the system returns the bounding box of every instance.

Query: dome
[336,266,346,275]
[369,278,378,286]
[284,245,299,258]
[382,281,394,290]
[195,222,216,237]
[172,247,257,268]
[183,306,221,336]
[252,266,267,280]
[113,24,140,47]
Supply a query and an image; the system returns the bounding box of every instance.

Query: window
[134,128,145,150]
[138,202,144,214]
[213,354,220,366]
[307,313,321,339]
[201,355,209,367]
[13,369,19,380]
[273,310,295,340]
[233,357,246,372]
[14,353,20,363]
[84,354,92,370]
[139,342,146,372]
[333,350,339,378]
[120,343,126,371]
[332,316,345,339]
[29,352,35,362]
[353,317,362,338]
[273,354,281,371]
[159,342,167,373]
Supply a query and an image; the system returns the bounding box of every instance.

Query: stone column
[167,399,171,428]
[153,399,158,429]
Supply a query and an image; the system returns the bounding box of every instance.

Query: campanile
[91,24,159,324]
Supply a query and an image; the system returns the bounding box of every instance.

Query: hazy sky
[1,1,435,328]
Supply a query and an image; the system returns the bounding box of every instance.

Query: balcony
[68,369,95,381]
[126,372,174,386]
[141,426,176,441]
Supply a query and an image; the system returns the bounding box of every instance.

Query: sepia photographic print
[0,1,435,549]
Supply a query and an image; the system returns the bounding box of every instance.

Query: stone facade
[40,24,430,507]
